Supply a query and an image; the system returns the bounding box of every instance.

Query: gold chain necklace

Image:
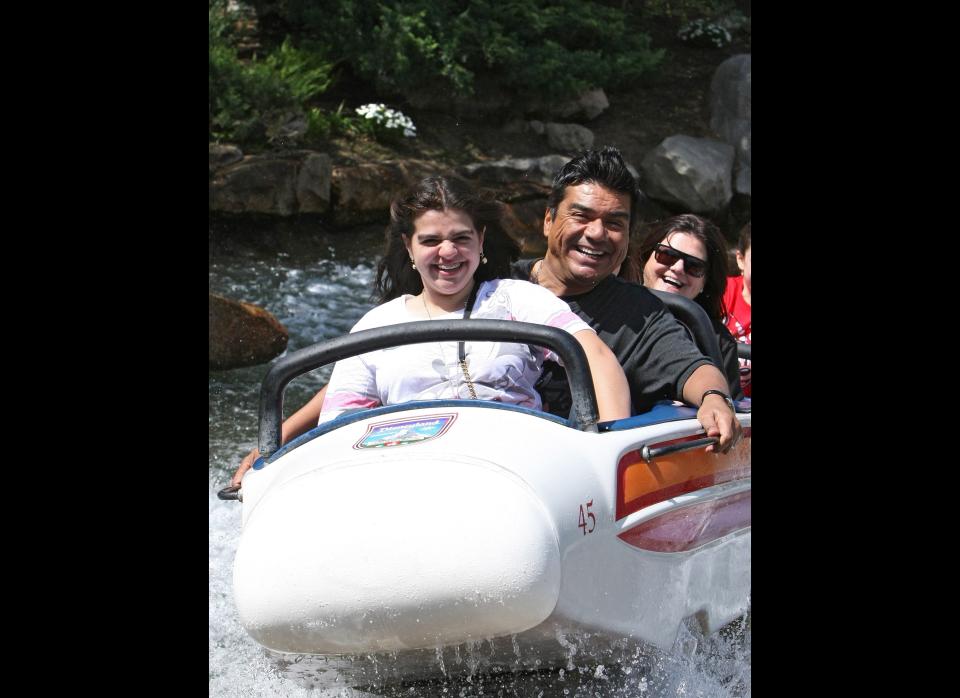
[421,294,478,399]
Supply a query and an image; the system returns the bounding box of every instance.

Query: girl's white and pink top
[319,279,592,423]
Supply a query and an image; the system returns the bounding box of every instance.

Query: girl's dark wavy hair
[621,214,729,324]
[375,176,520,303]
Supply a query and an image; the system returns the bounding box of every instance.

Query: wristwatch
[701,389,735,412]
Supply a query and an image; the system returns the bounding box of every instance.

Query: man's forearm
[681,364,732,405]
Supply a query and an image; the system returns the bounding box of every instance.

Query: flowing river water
[208,219,751,697]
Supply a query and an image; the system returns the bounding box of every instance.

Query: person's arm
[230,384,328,487]
[573,329,631,422]
[680,364,742,454]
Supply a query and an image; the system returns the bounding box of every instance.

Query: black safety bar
[258,320,599,458]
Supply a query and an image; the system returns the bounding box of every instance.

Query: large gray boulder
[265,110,309,146]
[210,150,332,216]
[545,123,595,152]
[709,54,751,196]
[210,156,299,215]
[209,293,289,370]
[552,88,610,122]
[460,155,569,186]
[733,131,750,196]
[331,159,442,227]
[297,153,333,214]
[209,143,243,172]
[641,135,735,214]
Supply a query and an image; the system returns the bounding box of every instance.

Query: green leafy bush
[247,0,665,101]
[641,0,744,23]
[304,103,364,141]
[210,1,291,140]
[209,1,336,142]
[209,49,295,142]
[264,38,334,102]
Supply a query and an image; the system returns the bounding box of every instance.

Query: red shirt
[722,275,751,397]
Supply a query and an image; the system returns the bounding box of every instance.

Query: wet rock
[210,151,333,215]
[210,155,299,215]
[460,155,568,187]
[331,159,446,227]
[209,293,288,370]
[297,152,333,214]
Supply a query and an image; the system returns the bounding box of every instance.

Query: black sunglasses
[653,243,707,278]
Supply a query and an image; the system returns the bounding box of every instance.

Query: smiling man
[514,146,741,453]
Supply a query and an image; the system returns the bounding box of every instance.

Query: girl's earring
[410,257,417,270]
[480,249,488,265]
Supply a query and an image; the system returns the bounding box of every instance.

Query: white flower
[354,103,417,138]
[677,19,732,48]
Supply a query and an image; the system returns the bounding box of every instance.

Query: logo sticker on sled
[354,413,457,449]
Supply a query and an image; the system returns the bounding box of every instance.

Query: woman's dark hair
[623,214,729,324]
[375,176,520,303]
[737,221,751,254]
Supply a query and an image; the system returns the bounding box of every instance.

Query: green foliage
[644,0,750,42]
[264,38,334,102]
[209,47,296,142]
[209,0,240,45]
[305,103,367,141]
[247,0,665,101]
[209,1,336,143]
[641,0,737,23]
[363,5,476,94]
[210,1,289,141]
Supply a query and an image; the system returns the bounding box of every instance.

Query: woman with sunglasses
[619,214,744,400]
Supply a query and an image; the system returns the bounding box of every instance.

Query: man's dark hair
[546,146,639,226]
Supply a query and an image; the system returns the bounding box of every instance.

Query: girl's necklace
[421,294,478,399]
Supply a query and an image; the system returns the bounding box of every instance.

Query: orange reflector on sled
[616,430,751,521]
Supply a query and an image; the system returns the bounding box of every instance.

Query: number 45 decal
[578,499,596,535]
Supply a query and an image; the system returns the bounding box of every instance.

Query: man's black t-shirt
[512,259,712,416]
